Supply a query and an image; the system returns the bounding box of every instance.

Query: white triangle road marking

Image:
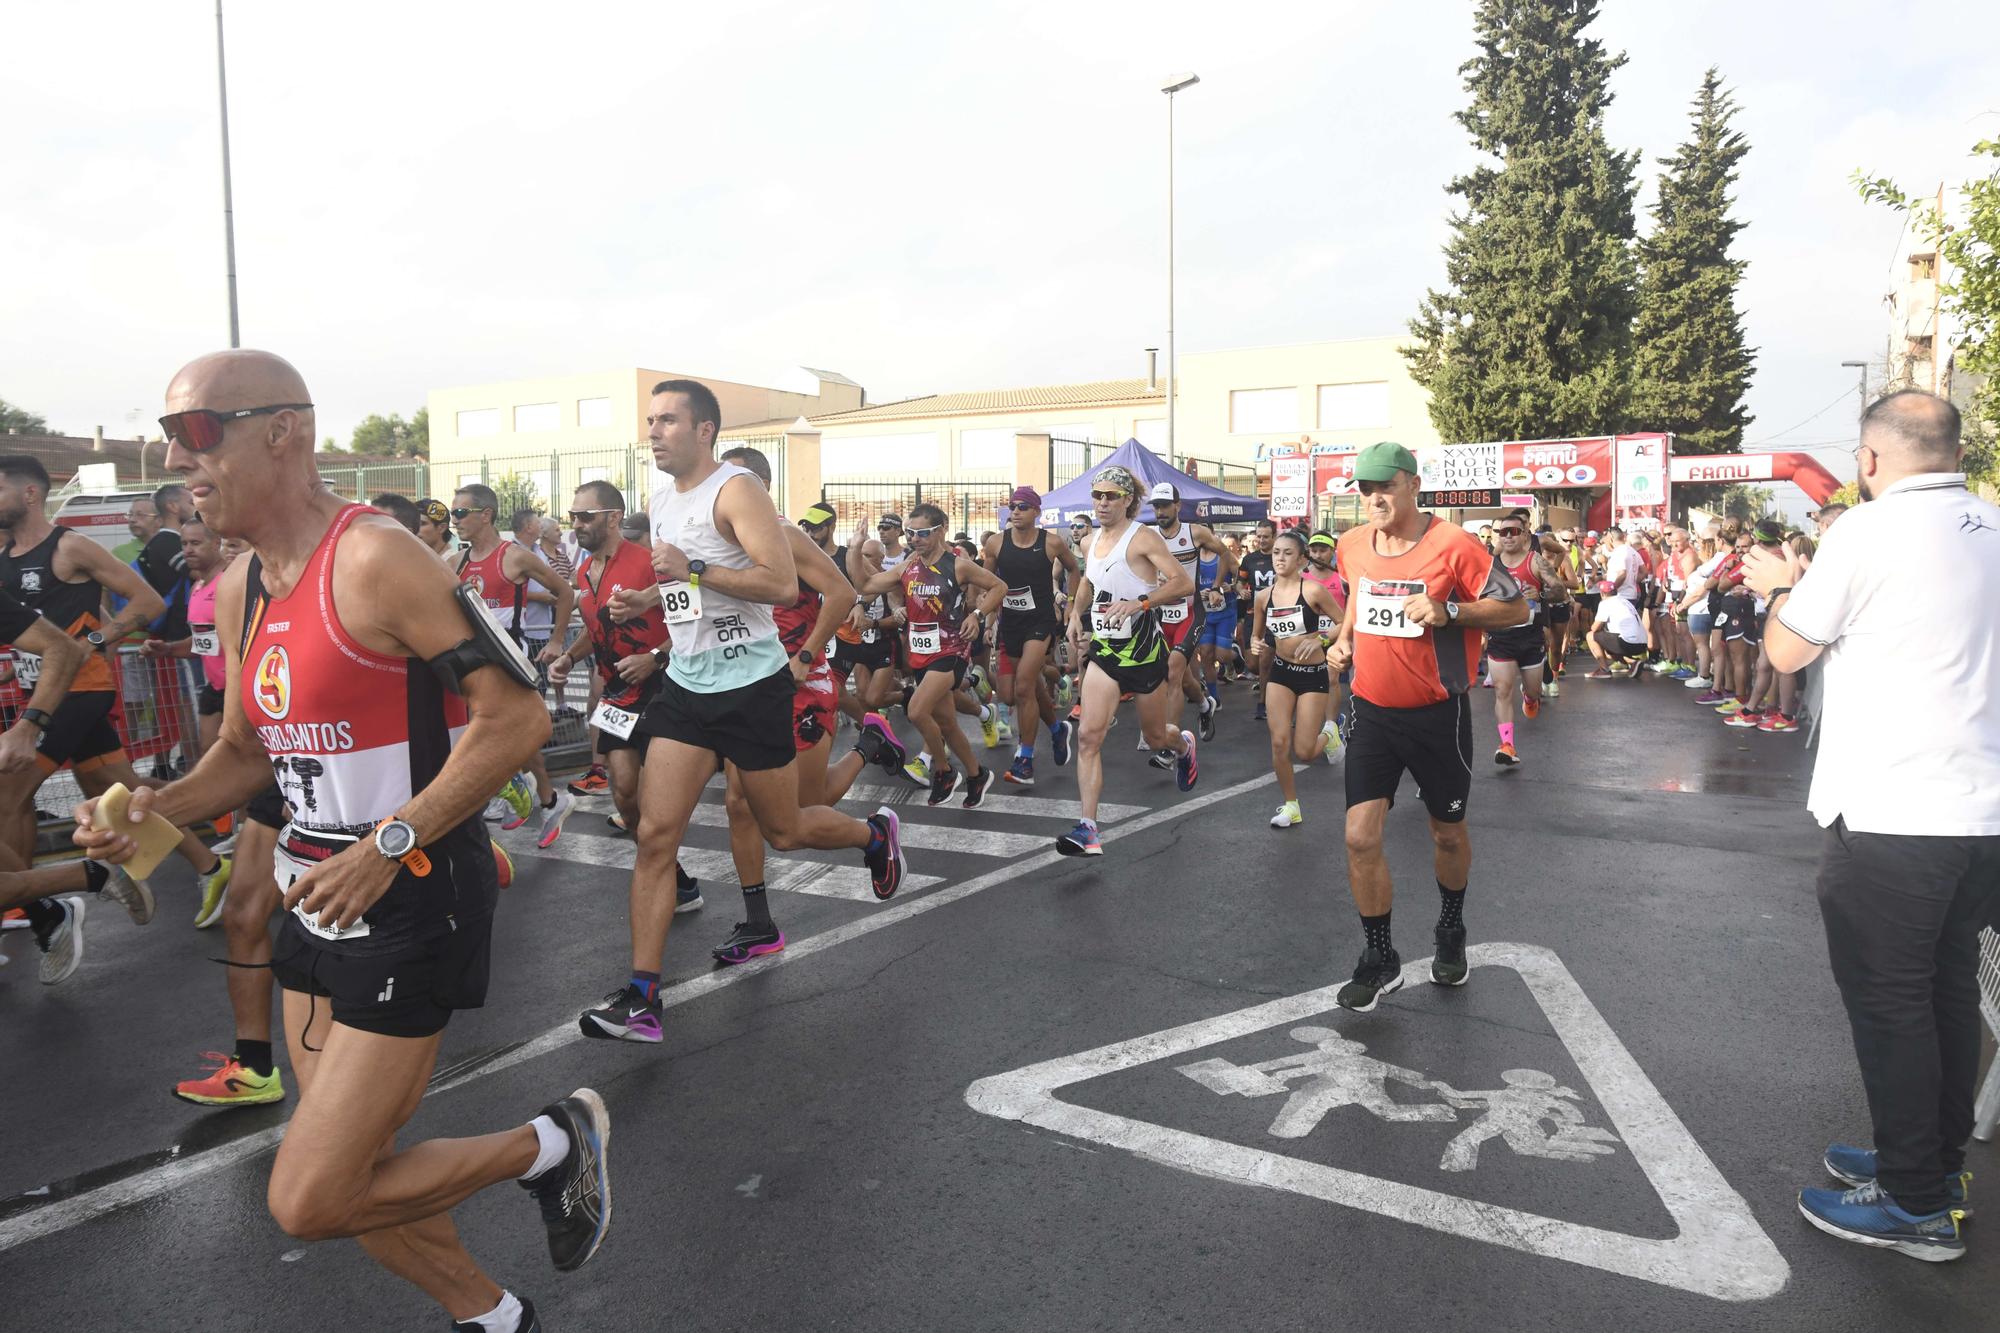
[964,942,1789,1303]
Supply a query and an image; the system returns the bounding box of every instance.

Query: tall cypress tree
[1630,69,1755,453]
[1407,0,1640,442]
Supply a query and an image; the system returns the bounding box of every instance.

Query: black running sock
[24,895,66,944]
[742,882,773,928]
[200,854,222,876]
[1438,881,1466,931]
[675,862,698,893]
[1361,911,1392,956]
[631,970,662,1002]
[543,792,557,809]
[235,1039,275,1077]
[83,859,110,896]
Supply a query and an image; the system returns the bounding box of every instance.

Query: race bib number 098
[907,623,942,655]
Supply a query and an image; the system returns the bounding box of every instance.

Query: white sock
[521,1114,568,1181]
[917,750,931,766]
[463,1290,525,1332]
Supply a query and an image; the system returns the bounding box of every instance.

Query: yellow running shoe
[173,1052,286,1107]
[980,707,1000,749]
[193,854,232,929]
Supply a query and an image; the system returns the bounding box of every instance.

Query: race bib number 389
[1357,577,1428,639]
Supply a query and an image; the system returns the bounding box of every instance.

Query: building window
[1316,381,1390,430]
[1229,388,1297,434]
[514,402,560,433]
[577,397,612,428]
[1908,334,1935,361]
[1910,252,1938,281]
[455,408,501,438]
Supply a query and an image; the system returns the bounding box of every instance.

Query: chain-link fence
[819,481,1016,542]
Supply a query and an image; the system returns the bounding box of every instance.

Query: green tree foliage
[0,398,50,434]
[1407,0,1641,443]
[1856,138,2000,486]
[349,410,428,458]
[1630,69,1755,454]
[490,471,542,524]
[1717,483,1775,520]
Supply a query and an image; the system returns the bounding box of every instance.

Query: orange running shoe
[1493,743,1520,767]
[567,766,610,796]
[173,1052,286,1107]
[2,907,28,931]
[1523,693,1541,720]
[494,843,514,889]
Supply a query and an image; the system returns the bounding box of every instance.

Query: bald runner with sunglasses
[76,350,611,1333]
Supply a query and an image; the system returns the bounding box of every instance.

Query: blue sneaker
[1670,667,1695,680]
[1797,1180,1966,1262]
[1824,1144,1972,1216]
[1055,819,1101,857]
[1050,719,1073,767]
[1004,754,1035,787]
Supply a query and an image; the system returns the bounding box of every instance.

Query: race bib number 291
[1357,577,1428,639]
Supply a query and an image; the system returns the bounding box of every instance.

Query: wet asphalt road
[1,661,1993,1331]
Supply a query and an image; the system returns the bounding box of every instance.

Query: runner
[1325,443,1524,1011]
[0,456,233,917]
[1302,530,1348,763]
[1191,538,1239,740]
[1237,519,1277,720]
[414,498,455,558]
[828,521,895,728]
[857,502,1007,809]
[982,486,1078,786]
[1536,532,1577,692]
[580,379,905,1042]
[1484,512,1548,767]
[78,350,611,1331]
[1055,466,1198,857]
[844,513,910,723]
[452,484,577,848]
[1250,532,1344,830]
[1146,483,1236,764]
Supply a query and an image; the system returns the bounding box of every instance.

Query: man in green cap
[1325,442,1527,1011]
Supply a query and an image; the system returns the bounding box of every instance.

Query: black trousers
[1815,818,2000,1212]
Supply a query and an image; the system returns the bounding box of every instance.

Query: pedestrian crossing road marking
[965,942,1790,1302]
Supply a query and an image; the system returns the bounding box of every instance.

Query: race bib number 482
[1357,577,1428,639]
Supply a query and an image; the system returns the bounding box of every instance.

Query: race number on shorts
[1357,577,1427,639]
[591,700,639,740]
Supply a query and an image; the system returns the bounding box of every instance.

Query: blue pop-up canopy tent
[1037,439,1267,528]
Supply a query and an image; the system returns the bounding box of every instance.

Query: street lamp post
[216,0,241,347]
[1161,71,1199,469]
[1839,360,1868,421]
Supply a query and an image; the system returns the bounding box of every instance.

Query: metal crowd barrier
[1976,927,2000,1141]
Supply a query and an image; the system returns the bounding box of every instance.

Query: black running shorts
[1268,657,1330,696]
[1486,625,1547,669]
[197,682,225,717]
[639,667,795,772]
[998,613,1056,662]
[246,783,289,830]
[272,910,493,1039]
[831,634,891,676]
[5,690,125,772]
[1085,643,1168,695]
[1345,694,1474,823]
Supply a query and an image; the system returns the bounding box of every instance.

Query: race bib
[908,622,942,656]
[1158,600,1188,625]
[13,650,41,687]
[190,627,221,657]
[591,700,639,740]
[1266,606,1308,639]
[658,580,703,624]
[277,830,371,942]
[1002,587,1035,613]
[1357,577,1427,639]
[1094,603,1134,641]
[1317,614,1337,634]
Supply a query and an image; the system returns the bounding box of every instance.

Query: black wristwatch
[1770,586,1792,598]
[795,649,814,665]
[651,647,668,668]
[84,630,107,647]
[686,559,707,583]
[19,707,52,731]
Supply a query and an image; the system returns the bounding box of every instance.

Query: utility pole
[1839,360,1868,421]
[1160,72,1199,467]
[216,0,241,347]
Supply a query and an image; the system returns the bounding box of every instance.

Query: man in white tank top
[578,379,909,1044]
[1054,466,1199,857]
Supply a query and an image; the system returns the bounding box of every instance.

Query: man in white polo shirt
[1745,388,2000,1263]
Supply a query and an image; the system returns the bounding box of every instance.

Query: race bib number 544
[1357,577,1428,639]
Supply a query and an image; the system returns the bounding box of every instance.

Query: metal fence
[1050,438,1116,489]
[421,440,787,519]
[819,481,1017,541]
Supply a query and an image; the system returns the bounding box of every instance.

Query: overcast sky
[6,0,1994,506]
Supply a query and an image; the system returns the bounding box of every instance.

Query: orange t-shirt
[1337,517,1519,709]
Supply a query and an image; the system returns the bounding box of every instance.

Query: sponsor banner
[1419,442,1502,492]
[1615,434,1668,509]
[1501,494,1535,509]
[1501,438,1612,490]
[1667,452,1775,484]
[1270,457,1312,518]
[1315,447,1359,497]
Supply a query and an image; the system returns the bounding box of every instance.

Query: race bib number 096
[1357,577,1427,639]
[1002,587,1034,612]
[659,580,702,624]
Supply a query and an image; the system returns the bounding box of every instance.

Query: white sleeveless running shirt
[650,462,785,693]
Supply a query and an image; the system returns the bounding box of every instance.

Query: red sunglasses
[158,403,313,452]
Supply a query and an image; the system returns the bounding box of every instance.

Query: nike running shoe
[858,712,906,776]
[864,808,905,899]
[1269,800,1302,830]
[961,766,994,810]
[1758,713,1799,733]
[522,1088,613,1272]
[1004,754,1035,786]
[1321,725,1345,766]
[980,708,1000,750]
[37,895,85,985]
[1714,699,1745,715]
[1175,730,1198,792]
[1198,694,1217,742]
[494,844,514,889]
[536,790,576,849]
[712,920,785,965]
[1050,719,1073,767]
[193,854,232,929]
[1797,1180,1964,1262]
[580,983,662,1043]
[568,766,610,795]
[1336,945,1404,1012]
[674,863,703,914]
[1056,819,1102,856]
[1725,710,1762,728]
[1494,743,1519,766]
[902,755,932,786]
[927,765,961,807]
[499,773,536,830]
[454,1297,541,1333]
[1824,1144,1973,1216]
[100,865,155,926]
[1683,675,1711,689]
[1693,688,1726,703]
[1523,694,1540,720]
[1432,924,1468,986]
[173,1052,287,1107]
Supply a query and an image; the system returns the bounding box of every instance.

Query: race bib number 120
[1357,577,1428,639]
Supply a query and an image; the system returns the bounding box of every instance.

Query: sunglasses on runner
[1494,527,1524,537]
[1008,501,1039,511]
[905,523,942,540]
[566,508,619,524]
[1089,490,1126,503]
[157,403,313,452]
[451,506,491,520]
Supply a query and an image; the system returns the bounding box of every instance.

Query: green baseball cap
[1353,441,1420,483]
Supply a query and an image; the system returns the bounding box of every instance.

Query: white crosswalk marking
[495,826,950,903]
[682,803,1049,858]
[838,781,1152,825]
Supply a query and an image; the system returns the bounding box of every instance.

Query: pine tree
[1407,0,1641,443]
[1630,69,1755,454]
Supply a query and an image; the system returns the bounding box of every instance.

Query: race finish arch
[1267,435,1841,531]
